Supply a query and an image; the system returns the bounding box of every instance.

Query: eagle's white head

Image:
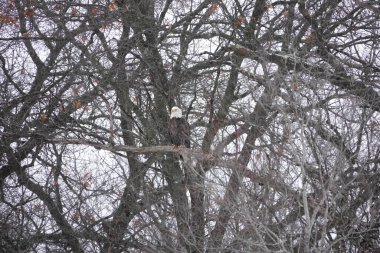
[170,106,182,119]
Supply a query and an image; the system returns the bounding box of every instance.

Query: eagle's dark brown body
[168,117,190,148]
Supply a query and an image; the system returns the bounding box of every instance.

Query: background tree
[1,0,379,252]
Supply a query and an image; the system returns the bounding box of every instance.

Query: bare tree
[1,0,379,252]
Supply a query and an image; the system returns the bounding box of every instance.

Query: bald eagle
[168,107,190,155]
